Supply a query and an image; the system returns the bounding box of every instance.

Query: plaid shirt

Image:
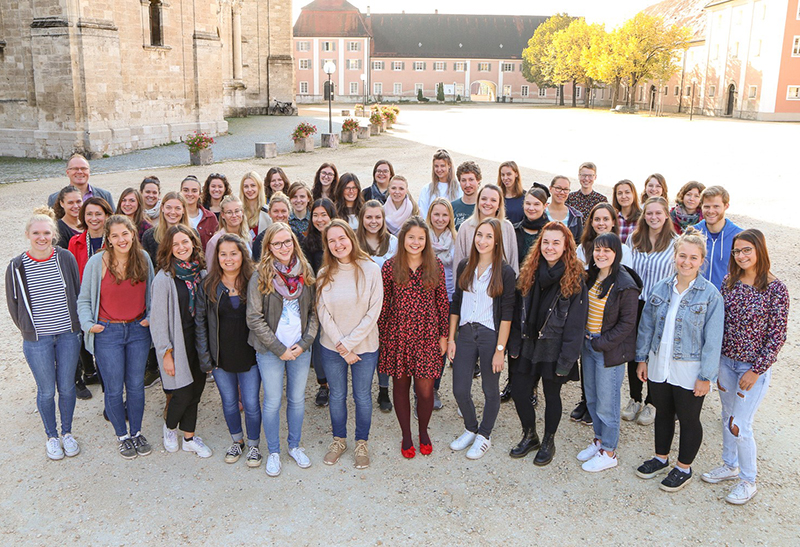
[618,212,637,243]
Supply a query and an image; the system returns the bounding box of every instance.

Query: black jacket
[450,260,516,333]
[590,265,642,367]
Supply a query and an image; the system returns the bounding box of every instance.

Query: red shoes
[401,445,416,459]
[420,442,432,456]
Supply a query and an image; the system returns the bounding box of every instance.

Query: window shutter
[401,62,405,70]
[423,62,427,70]
[487,63,492,71]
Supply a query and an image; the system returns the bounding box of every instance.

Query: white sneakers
[636,404,656,426]
[266,452,282,477]
[701,465,756,504]
[701,464,740,483]
[46,437,64,461]
[450,430,477,451]
[163,423,179,453]
[47,435,81,460]
[577,439,601,462]
[266,448,311,476]
[288,447,312,469]
[466,435,491,460]
[182,436,213,458]
[582,449,618,472]
[621,399,642,421]
[726,481,758,505]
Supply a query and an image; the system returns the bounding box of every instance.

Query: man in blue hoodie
[694,186,742,289]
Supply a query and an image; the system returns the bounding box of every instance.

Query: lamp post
[322,61,338,149]
[360,73,367,113]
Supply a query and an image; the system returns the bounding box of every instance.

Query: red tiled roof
[294,0,371,37]
[642,0,708,40]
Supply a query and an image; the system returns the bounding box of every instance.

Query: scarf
[174,260,202,316]
[670,204,702,232]
[521,215,548,232]
[384,197,413,235]
[531,260,566,336]
[145,205,160,221]
[273,255,305,300]
[430,229,454,267]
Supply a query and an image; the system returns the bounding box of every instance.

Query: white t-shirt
[189,211,202,230]
[276,299,302,350]
[371,234,398,269]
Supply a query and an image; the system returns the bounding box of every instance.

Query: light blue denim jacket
[635,274,724,382]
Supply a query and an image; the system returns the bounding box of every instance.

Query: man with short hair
[694,185,742,290]
[47,154,114,208]
[451,161,482,231]
[566,161,607,218]
[140,176,162,225]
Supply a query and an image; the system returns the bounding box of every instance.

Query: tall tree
[546,18,605,107]
[522,13,573,106]
[582,27,627,108]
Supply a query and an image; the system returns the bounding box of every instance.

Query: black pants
[165,354,206,433]
[649,380,705,465]
[512,372,562,435]
[627,300,651,405]
[451,323,501,438]
[76,336,101,386]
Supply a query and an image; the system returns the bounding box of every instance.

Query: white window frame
[521,85,529,97]
[434,61,445,71]
[503,85,512,96]
[299,81,309,94]
[674,86,680,96]
[347,59,361,70]
[793,36,800,57]
[373,82,383,95]
[748,85,758,99]
[415,83,424,95]
[577,86,583,100]
[538,87,546,97]
[502,62,513,72]
[349,82,359,95]
[297,41,310,52]
[477,62,490,72]
[348,41,360,52]
[455,84,464,97]
[414,61,425,71]
[787,86,800,100]
[393,83,402,95]
[392,61,404,71]
[454,62,466,72]
[298,59,309,70]
[322,41,334,52]
[708,85,716,98]
[372,61,384,71]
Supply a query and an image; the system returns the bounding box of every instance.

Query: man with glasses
[566,162,607,219]
[546,175,583,242]
[47,154,114,208]
[694,185,742,289]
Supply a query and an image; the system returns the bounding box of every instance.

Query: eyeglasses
[579,174,596,179]
[320,171,335,179]
[551,186,570,194]
[270,239,294,249]
[68,167,89,172]
[375,169,390,175]
[223,209,243,216]
[731,247,754,257]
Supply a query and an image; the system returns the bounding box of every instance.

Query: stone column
[232,0,243,80]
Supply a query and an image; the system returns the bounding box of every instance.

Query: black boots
[500,381,512,403]
[377,386,392,412]
[533,433,556,466]
[509,428,541,458]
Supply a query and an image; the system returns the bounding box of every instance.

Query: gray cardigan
[149,269,206,390]
[246,270,318,357]
[77,250,154,354]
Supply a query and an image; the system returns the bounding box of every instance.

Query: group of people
[6,152,788,505]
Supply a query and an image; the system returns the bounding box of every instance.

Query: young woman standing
[418,149,462,217]
[141,192,191,270]
[670,181,705,235]
[701,229,789,504]
[252,193,293,261]
[140,176,162,226]
[546,176,583,243]
[53,186,83,248]
[384,176,419,235]
[288,182,312,240]
[196,234,262,468]
[635,228,723,492]
[379,217,449,458]
[498,161,525,224]
[205,195,251,258]
[247,224,318,476]
[181,175,218,248]
[642,173,668,203]
[426,198,457,299]
[362,160,394,204]
[612,180,641,244]
[150,225,213,458]
[335,173,365,230]
[202,173,233,218]
[312,163,339,202]
[448,218,516,459]
[68,197,113,278]
[7,209,83,460]
[78,215,154,459]
[116,188,152,241]
[264,167,291,202]
[316,220,383,469]
[576,233,640,472]
[240,171,271,240]
[623,197,677,427]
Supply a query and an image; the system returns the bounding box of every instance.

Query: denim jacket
[635,274,724,382]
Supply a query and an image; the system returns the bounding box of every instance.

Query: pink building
[292,0,591,104]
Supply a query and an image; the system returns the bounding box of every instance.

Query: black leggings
[627,300,651,404]
[649,380,705,466]
[165,353,206,433]
[512,373,563,436]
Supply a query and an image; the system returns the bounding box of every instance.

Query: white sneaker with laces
[182,436,212,458]
[466,434,491,460]
[577,439,601,462]
[163,423,179,453]
[701,464,740,484]
[726,480,757,505]
[46,437,64,461]
[621,399,642,422]
[582,449,618,472]
[450,430,477,451]
[636,404,656,426]
[62,434,80,457]
[288,447,311,469]
[266,452,282,476]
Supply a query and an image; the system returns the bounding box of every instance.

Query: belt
[99,313,145,324]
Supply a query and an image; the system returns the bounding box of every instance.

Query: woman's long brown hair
[458,218,506,298]
[579,203,620,260]
[629,197,675,253]
[115,188,148,233]
[393,216,440,290]
[725,229,773,292]
[315,219,371,298]
[203,233,255,303]
[356,200,391,256]
[103,215,149,284]
[156,224,206,273]
[517,221,585,298]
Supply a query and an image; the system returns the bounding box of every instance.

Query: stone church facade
[0,0,294,159]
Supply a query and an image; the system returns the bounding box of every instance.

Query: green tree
[522,13,573,105]
[437,82,445,102]
[546,18,605,107]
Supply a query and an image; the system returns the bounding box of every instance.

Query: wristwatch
[496,344,505,352]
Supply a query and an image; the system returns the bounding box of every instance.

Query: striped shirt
[22,251,73,336]
[627,237,676,301]
[586,280,608,334]
[459,264,495,331]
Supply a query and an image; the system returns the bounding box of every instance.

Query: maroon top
[99,269,146,322]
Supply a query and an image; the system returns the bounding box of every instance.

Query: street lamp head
[360,73,367,82]
[323,61,336,75]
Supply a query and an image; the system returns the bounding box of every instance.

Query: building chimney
[366,6,370,17]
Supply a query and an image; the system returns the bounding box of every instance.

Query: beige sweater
[453,217,519,275]
[317,258,383,354]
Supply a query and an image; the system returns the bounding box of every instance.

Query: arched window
[149,0,163,46]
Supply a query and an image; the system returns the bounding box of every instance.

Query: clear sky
[292,0,659,28]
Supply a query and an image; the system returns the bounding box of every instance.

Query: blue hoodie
[694,218,742,290]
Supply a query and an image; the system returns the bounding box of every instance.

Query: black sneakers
[132,433,152,456]
[118,437,137,460]
[635,457,670,479]
[377,387,392,413]
[570,400,587,421]
[659,467,693,492]
[315,385,330,407]
[75,379,92,400]
[144,369,161,389]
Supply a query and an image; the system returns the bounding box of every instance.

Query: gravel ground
[0,108,798,545]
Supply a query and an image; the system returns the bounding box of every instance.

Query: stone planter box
[189,148,213,166]
[255,142,277,159]
[379,121,387,132]
[358,126,371,140]
[340,130,356,143]
[293,136,314,152]
[321,133,339,149]
[385,120,393,129]
[369,123,380,136]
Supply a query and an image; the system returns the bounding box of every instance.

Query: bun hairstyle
[673,226,707,260]
[26,207,59,244]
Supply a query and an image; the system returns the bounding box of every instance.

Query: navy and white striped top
[22,252,73,336]
[626,237,676,301]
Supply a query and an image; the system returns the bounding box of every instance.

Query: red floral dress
[378,257,449,379]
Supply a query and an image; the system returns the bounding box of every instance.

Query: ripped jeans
[718,355,771,484]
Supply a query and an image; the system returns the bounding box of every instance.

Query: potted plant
[185,131,215,165]
[381,106,396,129]
[292,122,317,152]
[369,110,383,135]
[341,118,359,143]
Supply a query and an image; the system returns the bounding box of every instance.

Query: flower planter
[369,123,380,136]
[379,121,387,132]
[189,148,213,166]
[358,126,371,140]
[293,136,314,152]
[340,130,356,143]
[385,120,393,129]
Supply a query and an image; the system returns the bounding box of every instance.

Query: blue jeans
[22,333,81,439]
[582,337,625,452]
[718,355,771,483]
[318,345,378,441]
[213,366,262,446]
[257,350,312,453]
[93,321,151,437]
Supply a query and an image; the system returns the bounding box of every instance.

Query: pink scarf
[384,197,413,235]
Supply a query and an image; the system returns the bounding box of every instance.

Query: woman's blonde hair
[466,184,506,225]
[267,192,292,216]
[219,195,251,243]
[673,226,707,261]
[240,171,265,229]
[389,175,420,216]
[256,223,314,295]
[629,197,676,253]
[154,192,190,245]
[356,200,391,256]
[316,219,371,298]
[426,197,456,240]
[26,207,59,245]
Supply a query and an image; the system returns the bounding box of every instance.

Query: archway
[470,80,496,102]
[725,84,736,116]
